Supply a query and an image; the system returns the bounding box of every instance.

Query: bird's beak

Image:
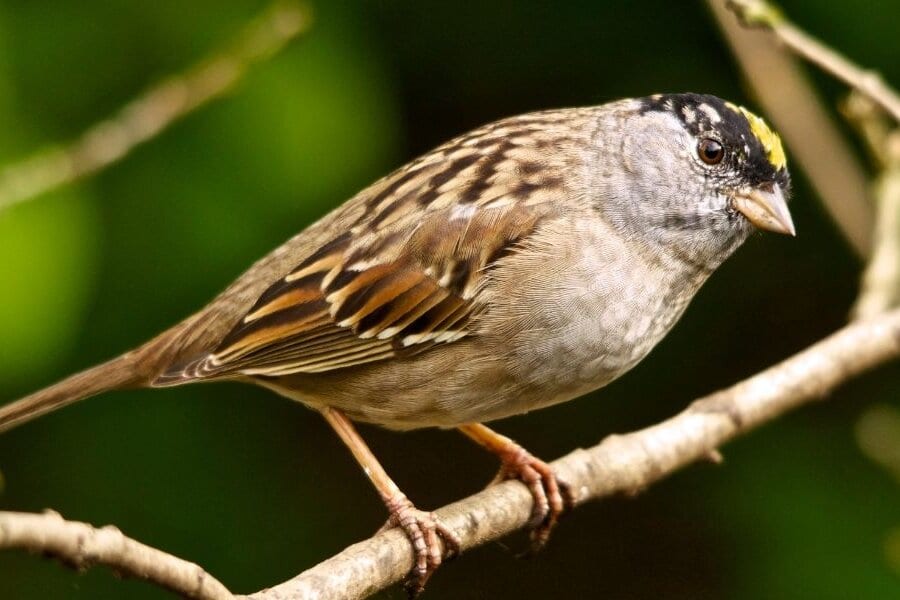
[732,184,795,236]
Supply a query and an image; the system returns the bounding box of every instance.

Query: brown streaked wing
[156,110,579,382]
[169,263,467,379]
[158,203,546,382]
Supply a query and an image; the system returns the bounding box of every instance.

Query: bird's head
[593,93,793,271]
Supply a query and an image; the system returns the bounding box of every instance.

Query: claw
[382,494,460,596]
[493,446,574,553]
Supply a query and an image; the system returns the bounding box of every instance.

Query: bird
[0,92,793,595]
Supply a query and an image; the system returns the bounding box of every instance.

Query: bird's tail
[0,351,149,434]
[0,307,215,434]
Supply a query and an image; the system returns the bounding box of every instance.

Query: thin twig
[726,0,900,123]
[708,0,873,256]
[854,151,900,318]
[844,95,900,318]
[842,92,895,169]
[3,310,899,599]
[0,1,313,213]
[0,510,233,599]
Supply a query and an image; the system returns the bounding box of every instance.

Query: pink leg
[458,423,574,551]
[322,407,460,596]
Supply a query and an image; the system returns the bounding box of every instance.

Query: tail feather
[1,309,227,434]
[0,352,147,434]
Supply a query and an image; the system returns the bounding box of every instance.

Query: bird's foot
[380,493,460,597]
[492,445,575,553]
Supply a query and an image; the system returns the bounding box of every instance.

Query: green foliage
[0,193,99,385]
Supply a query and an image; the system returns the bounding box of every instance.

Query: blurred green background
[1,1,899,598]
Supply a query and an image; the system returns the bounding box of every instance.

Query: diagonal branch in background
[707,0,873,257]
[4,309,899,599]
[714,0,900,319]
[726,0,900,123]
[0,1,313,213]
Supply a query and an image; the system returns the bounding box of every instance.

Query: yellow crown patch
[726,102,786,170]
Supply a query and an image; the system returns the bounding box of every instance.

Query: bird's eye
[698,139,725,165]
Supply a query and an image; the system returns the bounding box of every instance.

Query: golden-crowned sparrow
[0,93,793,594]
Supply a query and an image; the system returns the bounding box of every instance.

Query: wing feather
[155,110,587,384]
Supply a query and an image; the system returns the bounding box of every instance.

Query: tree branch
[845,94,900,319]
[707,0,873,256]
[714,0,900,317]
[0,1,313,213]
[726,0,900,123]
[3,311,899,598]
[0,510,232,600]
[854,153,900,318]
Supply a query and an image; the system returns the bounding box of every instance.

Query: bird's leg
[457,423,574,551]
[320,407,460,596]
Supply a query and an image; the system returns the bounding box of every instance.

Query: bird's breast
[484,216,704,413]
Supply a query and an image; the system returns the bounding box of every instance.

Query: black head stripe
[639,93,786,187]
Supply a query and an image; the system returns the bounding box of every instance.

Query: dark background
[1,1,899,598]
